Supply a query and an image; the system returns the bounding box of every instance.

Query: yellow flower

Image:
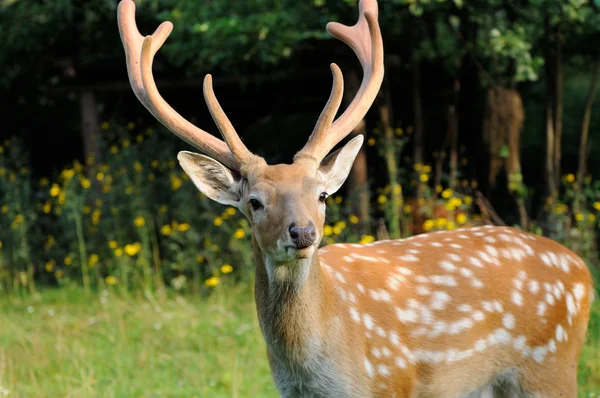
[464,196,473,205]
[423,165,432,173]
[64,256,73,265]
[45,260,55,272]
[367,138,376,146]
[221,264,233,274]
[419,174,429,182]
[1,204,7,214]
[214,217,223,227]
[40,177,49,187]
[101,121,110,130]
[127,122,136,130]
[0,240,2,249]
[587,214,596,222]
[335,196,342,204]
[226,207,236,216]
[11,214,24,228]
[114,248,123,257]
[123,139,130,149]
[205,276,220,287]
[349,215,359,224]
[136,134,144,143]
[125,186,133,195]
[574,213,584,222]
[50,184,61,197]
[233,228,245,239]
[170,175,182,191]
[359,235,375,244]
[414,163,422,172]
[377,195,387,204]
[134,216,146,227]
[43,201,52,214]
[403,204,412,214]
[423,219,435,231]
[88,254,99,267]
[159,205,168,214]
[96,172,104,181]
[395,127,403,136]
[134,162,143,172]
[323,225,333,236]
[124,243,142,256]
[593,202,600,211]
[177,223,190,232]
[55,270,64,278]
[333,226,342,235]
[80,178,91,189]
[83,206,91,214]
[435,185,443,193]
[105,275,118,285]
[196,255,205,263]
[108,240,118,249]
[564,174,575,183]
[441,189,453,199]
[435,218,447,228]
[446,221,456,230]
[161,225,172,235]
[110,145,118,154]
[456,213,467,225]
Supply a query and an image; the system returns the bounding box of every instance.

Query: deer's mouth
[285,244,316,259]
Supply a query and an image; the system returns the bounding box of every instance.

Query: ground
[0,283,598,397]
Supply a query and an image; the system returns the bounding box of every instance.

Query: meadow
[1,126,600,397]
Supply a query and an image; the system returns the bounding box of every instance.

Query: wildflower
[554,204,568,215]
[233,228,245,239]
[125,186,133,195]
[43,202,52,214]
[414,163,422,172]
[435,185,443,193]
[423,219,435,231]
[0,204,7,214]
[114,248,123,257]
[134,162,143,172]
[367,138,376,146]
[83,206,91,214]
[177,223,190,232]
[110,146,118,154]
[56,270,64,278]
[64,256,73,265]
[377,195,387,204]
[88,254,99,267]
[108,240,118,249]
[335,221,347,230]
[423,165,432,173]
[395,128,403,136]
[92,209,101,225]
[136,134,144,143]
[196,255,205,263]
[11,214,24,228]
[161,225,172,235]
[564,174,575,183]
[403,204,412,214]
[101,121,110,130]
[146,128,153,135]
[349,214,359,224]
[205,276,220,287]
[105,275,118,285]
[419,174,429,182]
[50,184,61,197]
[80,178,91,189]
[226,207,236,216]
[335,196,342,204]
[441,189,453,199]
[587,214,595,222]
[123,139,130,148]
[134,216,146,227]
[593,202,600,211]
[221,264,233,274]
[124,243,142,256]
[446,221,456,230]
[0,240,2,249]
[456,213,467,225]
[148,174,155,181]
[323,225,333,236]
[435,218,447,228]
[464,196,473,205]
[45,235,56,250]
[45,260,55,272]
[214,217,223,227]
[574,213,584,222]
[171,175,182,191]
[333,226,342,235]
[151,160,159,169]
[127,122,136,130]
[359,235,375,244]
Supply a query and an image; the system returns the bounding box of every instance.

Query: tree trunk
[344,69,371,235]
[448,63,461,190]
[413,54,424,166]
[544,15,557,208]
[574,55,600,213]
[379,75,402,239]
[80,89,100,177]
[553,23,563,188]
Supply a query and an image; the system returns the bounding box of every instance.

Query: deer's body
[256,225,593,397]
[117,1,594,396]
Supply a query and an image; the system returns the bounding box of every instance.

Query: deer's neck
[252,238,334,364]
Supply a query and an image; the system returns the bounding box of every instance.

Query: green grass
[0,283,599,398]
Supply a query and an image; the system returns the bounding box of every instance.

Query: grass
[0,282,598,398]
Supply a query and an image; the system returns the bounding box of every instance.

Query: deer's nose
[288,222,317,249]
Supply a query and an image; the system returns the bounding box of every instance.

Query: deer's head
[117,0,383,266]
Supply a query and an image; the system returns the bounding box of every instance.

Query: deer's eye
[249,198,263,211]
[319,192,329,203]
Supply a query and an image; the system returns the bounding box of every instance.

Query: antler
[117,0,257,170]
[294,0,384,164]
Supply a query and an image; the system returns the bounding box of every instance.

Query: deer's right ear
[177,151,243,207]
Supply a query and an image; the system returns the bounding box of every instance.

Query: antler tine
[295,0,384,164]
[294,64,344,164]
[118,0,243,170]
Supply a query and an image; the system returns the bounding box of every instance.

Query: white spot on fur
[377,364,391,376]
[511,291,523,307]
[528,280,540,295]
[364,357,375,378]
[502,313,515,329]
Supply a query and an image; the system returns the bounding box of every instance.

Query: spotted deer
[117,0,594,396]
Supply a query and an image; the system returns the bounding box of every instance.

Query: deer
[117,0,594,396]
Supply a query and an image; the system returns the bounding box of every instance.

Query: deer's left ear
[317,135,364,195]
